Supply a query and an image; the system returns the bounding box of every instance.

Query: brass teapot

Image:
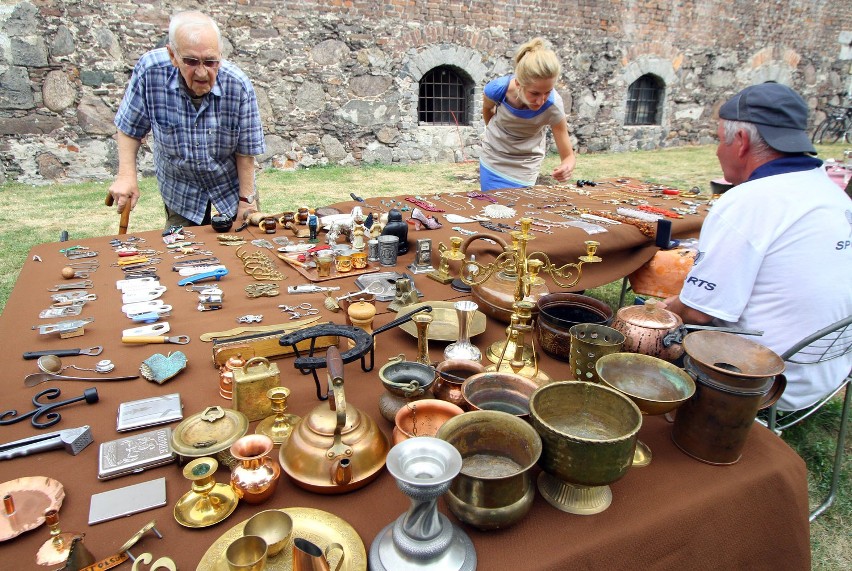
[279,346,390,494]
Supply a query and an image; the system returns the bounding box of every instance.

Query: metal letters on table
[0,387,99,428]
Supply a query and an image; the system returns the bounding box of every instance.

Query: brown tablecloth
[0,218,810,570]
[329,181,706,291]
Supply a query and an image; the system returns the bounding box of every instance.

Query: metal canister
[671,331,786,465]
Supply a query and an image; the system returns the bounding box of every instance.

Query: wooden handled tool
[105,192,131,235]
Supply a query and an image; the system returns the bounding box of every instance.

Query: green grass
[1,144,849,568]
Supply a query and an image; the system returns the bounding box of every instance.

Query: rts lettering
[686,276,716,291]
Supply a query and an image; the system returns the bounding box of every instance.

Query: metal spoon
[24,372,139,387]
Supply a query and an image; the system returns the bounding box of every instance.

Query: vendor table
[0,211,810,569]
[329,180,707,290]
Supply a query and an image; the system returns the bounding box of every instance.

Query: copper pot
[610,299,684,362]
[434,359,486,409]
[279,347,389,494]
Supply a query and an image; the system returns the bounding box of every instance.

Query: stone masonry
[0,0,850,184]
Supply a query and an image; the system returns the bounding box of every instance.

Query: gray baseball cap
[719,83,816,154]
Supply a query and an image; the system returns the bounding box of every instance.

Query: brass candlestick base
[255,387,300,447]
[173,457,238,528]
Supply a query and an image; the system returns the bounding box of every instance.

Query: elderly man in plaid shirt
[109,11,266,229]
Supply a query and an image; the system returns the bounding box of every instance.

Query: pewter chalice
[596,353,696,467]
[529,381,642,515]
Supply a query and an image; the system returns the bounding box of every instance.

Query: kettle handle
[326,347,352,459]
[461,233,509,255]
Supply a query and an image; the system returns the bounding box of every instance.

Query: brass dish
[399,301,486,342]
[195,507,367,571]
[0,476,65,541]
[171,406,249,468]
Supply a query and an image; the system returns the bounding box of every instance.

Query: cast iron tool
[22,346,103,360]
[0,425,93,460]
[0,387,99,428]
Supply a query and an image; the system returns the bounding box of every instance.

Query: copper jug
[279,346,389,494]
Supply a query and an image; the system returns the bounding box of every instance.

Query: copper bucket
[671,331,786,465]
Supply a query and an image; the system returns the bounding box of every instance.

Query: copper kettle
[462,233,549,324]
[279,346,389,494]
[610,299,685,362]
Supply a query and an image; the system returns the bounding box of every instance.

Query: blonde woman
[479,38,576,191]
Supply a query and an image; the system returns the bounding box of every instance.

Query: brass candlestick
[173,457,238,528]
[36,509,87,566]
[412,313,433,365]
[486,299,551,384]
[255,387,300,446]
[428,236,465,284]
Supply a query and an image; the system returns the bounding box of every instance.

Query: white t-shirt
[680,166,852,411]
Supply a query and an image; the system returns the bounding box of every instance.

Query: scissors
[278,302,320,319]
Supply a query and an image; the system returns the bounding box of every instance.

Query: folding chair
[767,315,852,521]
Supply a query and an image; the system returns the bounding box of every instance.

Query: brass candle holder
[427,236,466,284]
[173,457,238,528]
[486,299,551,385]
[412,313,433,365]
[255,386,300,447]
[36,509,87,566]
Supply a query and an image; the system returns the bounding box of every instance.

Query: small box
[116,393,183,432]
[232,357,280,421]
[98,427,176,480]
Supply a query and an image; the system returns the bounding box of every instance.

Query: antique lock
[232,357,281,421]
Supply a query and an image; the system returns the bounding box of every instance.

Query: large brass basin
[530,381,641,488]
[596,353,696,416]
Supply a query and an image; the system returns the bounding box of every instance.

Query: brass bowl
[536,293,613,361]
[244,510,292,557]
[437,410,542,530]
[378,358,436,397]
[461,371,539,418]
[530,381,642,514]
[596,353,696,416]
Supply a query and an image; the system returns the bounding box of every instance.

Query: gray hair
[168,11,222,52]
[721,119,775,160]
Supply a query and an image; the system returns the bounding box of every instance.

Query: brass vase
[230,434,281,504]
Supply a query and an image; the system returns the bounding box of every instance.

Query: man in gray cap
[664,83,852,412]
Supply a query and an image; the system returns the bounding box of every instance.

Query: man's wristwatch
[239,192,257,205]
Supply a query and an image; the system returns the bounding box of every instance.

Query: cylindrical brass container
[569,324,625,382]
[671,331,786,465]
[437,410,542,530]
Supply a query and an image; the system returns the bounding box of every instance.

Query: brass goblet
[596,353,696,467]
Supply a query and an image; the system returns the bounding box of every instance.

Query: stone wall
[0,0,850,184]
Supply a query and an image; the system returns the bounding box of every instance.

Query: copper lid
[615,299,679,330]
[170,406,249,458]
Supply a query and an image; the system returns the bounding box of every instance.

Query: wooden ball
[61,266,76,279]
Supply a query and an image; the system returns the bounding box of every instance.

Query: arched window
[418,66,471,126]
[626,74,664,126]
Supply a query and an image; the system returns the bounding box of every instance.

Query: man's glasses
[176,53,220,69]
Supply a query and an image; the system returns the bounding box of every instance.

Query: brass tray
[278,254,381,283]
[0,476,65,541]
[196,507,366,571]
[399,301,487,342]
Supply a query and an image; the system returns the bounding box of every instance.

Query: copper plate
[398,301,487,342]
[196,507,366,571]
[0,476,65,541]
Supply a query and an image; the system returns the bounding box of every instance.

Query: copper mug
[316,253,334,278]
[293,538,345,571]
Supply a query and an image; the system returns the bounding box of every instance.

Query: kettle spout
[331,458,352,486]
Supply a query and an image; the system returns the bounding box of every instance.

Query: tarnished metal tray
[399,301,486,342]
[354,272,423,302]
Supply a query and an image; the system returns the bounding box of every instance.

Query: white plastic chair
[767,315,852,521]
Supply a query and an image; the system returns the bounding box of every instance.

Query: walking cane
[104,193,131,235]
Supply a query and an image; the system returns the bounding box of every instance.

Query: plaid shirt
[114,48,265,223]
